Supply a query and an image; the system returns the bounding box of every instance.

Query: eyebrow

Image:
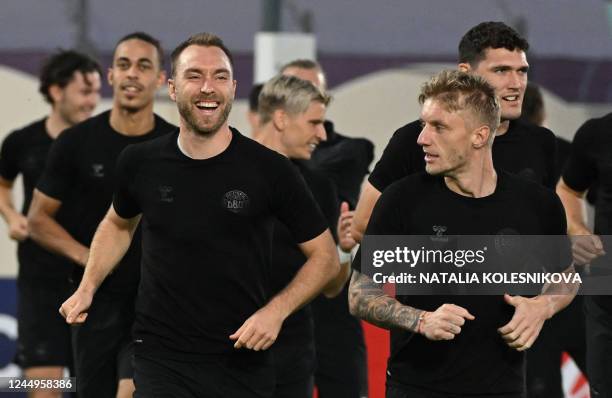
[116,57,154,64]
[491,64,530,72]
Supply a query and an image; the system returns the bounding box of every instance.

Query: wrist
[568,224,591,236]
[416,310,429,334]
[265,296,291,321]
[338,246,352,264]
[533,296,555,320]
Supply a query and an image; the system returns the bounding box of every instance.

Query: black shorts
[72,293,135,398]
[271,341,315,398]
[15,278,73,368]
[584,296,612,398]
[134,349,275,398]
[386,379,525,398]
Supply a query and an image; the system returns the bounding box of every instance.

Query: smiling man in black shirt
[28,32,173,398]
[349,70,576,397]
[59,33,340,398]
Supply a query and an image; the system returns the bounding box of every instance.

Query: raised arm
[349,270,474,340]
[230,228,339,350]
[59,205,140,323]
[352,181,382,243]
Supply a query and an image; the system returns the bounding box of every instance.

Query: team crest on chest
[158,186,174,203]
[222,190,250,214]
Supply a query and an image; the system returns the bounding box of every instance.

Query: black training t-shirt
[308,120,374,208]
[0,118,70,281]
[36,110,174,296]
[113,128,328,359]
[353,171,567,395]
[369,119,557,192]
[562,113,612,312]
[271,161,339,348]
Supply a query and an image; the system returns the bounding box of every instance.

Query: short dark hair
[521,83,545,126]
[115,32,164,68]
[170,32,234,78]
[248,83,264,112]
[39,50,102,104]
[458,21,529,66]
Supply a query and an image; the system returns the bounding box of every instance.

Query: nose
[508,71,525,89]
[417,125,430,147]
[200,77,215,94]
[87,93,100,108]
[316,124,327,142]
[126,64,139,79]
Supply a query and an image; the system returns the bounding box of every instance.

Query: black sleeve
[0,131,20,181]
[352,181,404,274]
[368,122,420,192]
[313,176,340,242]
[546,193,572,273]
[36,129,78,200]
[542,128,558,190]
[562,120,598,192]
[112,146,141,218]
[271,159,328,243]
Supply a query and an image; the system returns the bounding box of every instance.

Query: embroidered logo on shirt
[90,164,105,178]
[222,190,250,214]
[494,229,522,256]
[431,225,448,242]
[158,186,174,203]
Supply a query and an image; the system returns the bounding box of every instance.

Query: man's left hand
[498,293,551,351]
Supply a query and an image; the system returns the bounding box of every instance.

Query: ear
[272,109,287,132]
[472,125,491,149]
[156,70,167,88]
[48,84,63,104]
[167,78,176,102]
[107,67,114,86]
[458,62,471,73]
[231,79,237,99]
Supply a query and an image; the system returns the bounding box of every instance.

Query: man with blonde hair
[349,70,575,397]
[256,74,352,397]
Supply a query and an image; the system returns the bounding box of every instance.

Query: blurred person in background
[556,105,612,398]
[27,32,173,398]
[247,82,264,139]
[520,82,588,398]
[256,73,353,398]
[281,59,372,398]
[0,49,101,398]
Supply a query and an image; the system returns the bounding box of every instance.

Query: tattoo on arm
[348,270,422,331]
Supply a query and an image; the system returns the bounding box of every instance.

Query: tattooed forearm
[348,270,423,332]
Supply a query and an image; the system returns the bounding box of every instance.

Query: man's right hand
[571,234,605,265]
[8,214,28,241]
[59,289,93,324]
[419,303,475,341]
